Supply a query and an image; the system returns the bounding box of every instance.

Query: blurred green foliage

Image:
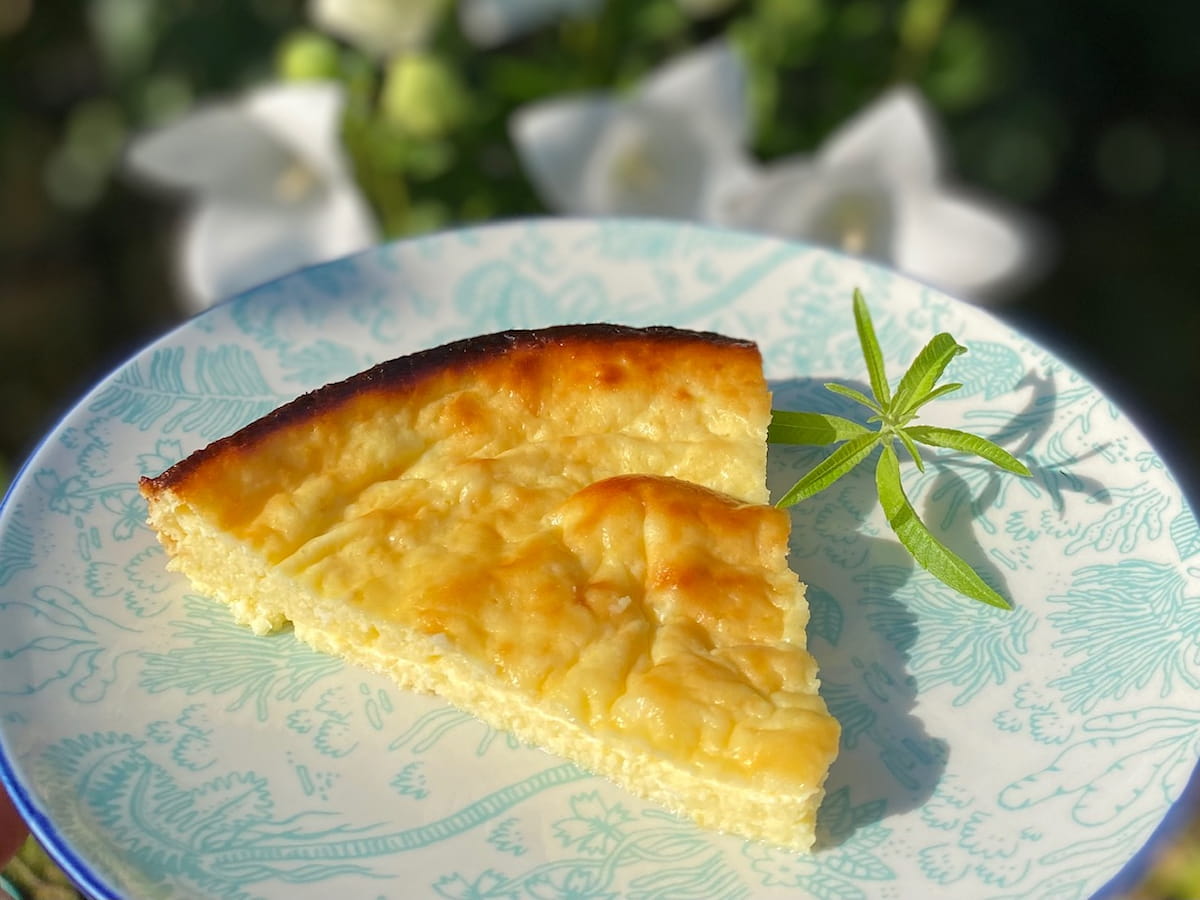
[3,836,80,900]
[1,2,1199,892]
[2,0,1198,486]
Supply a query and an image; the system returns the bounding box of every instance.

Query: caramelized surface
[141,324,838,822]
[276,472,836,784]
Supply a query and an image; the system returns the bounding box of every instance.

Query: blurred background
[1,0,1198,897]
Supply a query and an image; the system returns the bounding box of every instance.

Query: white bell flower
[125,81,378,312]
[510,40,755,222]
[723,86,1045,303]
[459,0,603,47]
[308,0,450,58]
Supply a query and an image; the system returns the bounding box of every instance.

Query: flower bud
[380,52,469,139]
[277,30,342,81]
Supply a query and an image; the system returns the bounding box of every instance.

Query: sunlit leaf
[891,332,966,422]
[852,287,891,407]
[876,444,1012,609]
[906,425,1032,475]
[775,431,881,508]
[768,410,871,445]
[771,289,1031,610]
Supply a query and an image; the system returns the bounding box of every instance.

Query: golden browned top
[140,324,772,558]
[143,325,759,490]
[279,471,837,786]
[141,324,840,787]
[552,475,837,783]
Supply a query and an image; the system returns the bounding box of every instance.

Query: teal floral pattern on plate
[1,218,1197,899]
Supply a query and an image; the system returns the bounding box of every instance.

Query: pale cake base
[140,326,840,851]
[147,479,835,851]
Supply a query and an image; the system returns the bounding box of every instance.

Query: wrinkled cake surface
[140,324,840,850]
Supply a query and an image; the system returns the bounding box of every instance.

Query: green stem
[340,63,410,237]
[894,0,957,81]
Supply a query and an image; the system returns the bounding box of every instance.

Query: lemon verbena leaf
[875,444,1013,609]
[853,288,891,408]
[768,410,872,445]
[895,427,926,472]
[775,431,882,508]
[906,425,1033,476]
[904,381,963,416]
[891,333,966,422]
[824,382,884,416]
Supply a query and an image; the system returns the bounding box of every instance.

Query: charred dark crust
[140,323,758,495]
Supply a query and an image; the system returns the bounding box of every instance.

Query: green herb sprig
[769,289,1032,609]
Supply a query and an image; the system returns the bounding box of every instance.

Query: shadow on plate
[765,373,1104,850]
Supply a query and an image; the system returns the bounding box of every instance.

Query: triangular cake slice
[140,324,840,850]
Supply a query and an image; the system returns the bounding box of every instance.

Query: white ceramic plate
[2,219,1198,900]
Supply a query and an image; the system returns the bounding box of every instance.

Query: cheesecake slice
[139,324,840,850]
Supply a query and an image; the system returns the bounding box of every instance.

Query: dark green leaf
[906,425,1032,476]
[853,288,891,408]
[891,333,966,422]
[775,432,882,508]
[875,445,1013,609]
[768,410,871,445]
